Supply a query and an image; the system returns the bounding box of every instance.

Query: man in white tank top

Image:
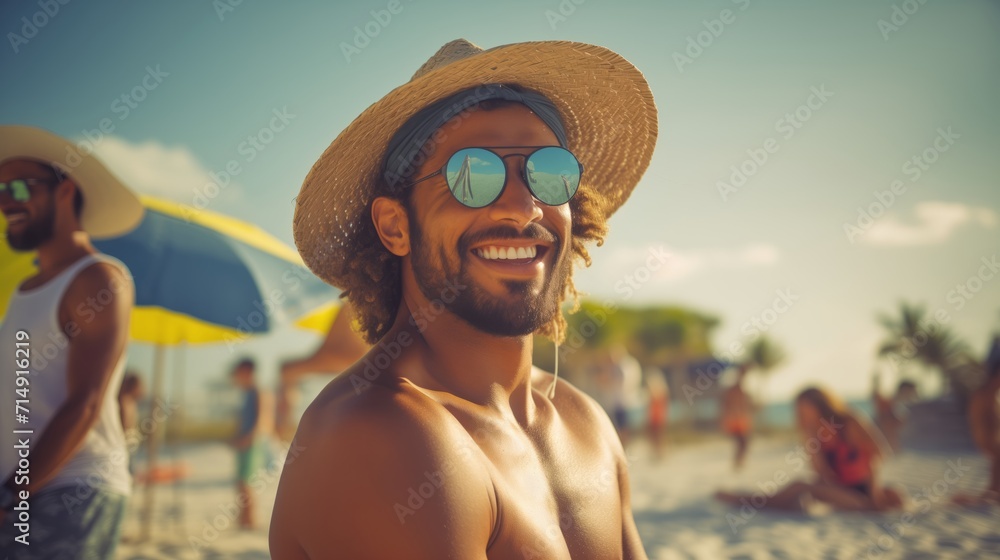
[0,126,143,559]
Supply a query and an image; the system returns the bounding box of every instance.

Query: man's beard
[6,205,55,251]
[408,217,571,337]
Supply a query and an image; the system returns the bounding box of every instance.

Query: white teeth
[475,245,539,261]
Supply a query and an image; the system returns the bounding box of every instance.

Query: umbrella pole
[169,343,187,537]
[140,343,166,542]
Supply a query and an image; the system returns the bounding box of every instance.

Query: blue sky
[2,0,998,405]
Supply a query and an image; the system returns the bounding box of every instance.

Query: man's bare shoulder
[530,367,621,448]
[271,367,493,559]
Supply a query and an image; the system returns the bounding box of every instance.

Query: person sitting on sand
[720,364,754,471]
[954,337,1000,505]
[716,386,903,512]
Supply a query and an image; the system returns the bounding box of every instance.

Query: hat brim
[293,40,658,290]
[0,125,144,239]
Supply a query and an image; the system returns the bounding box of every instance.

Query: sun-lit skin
[369,103,575,401]
[0,159,64,252]
[269,105,648,559]
[0,155,135,534]
[388,103,573,339]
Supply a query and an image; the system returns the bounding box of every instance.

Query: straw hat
[0,125,144,238]
[294,39,657,289]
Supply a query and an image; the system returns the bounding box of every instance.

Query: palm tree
[743,335,787,396]
[745,335,786,373]
[876,301,977,401]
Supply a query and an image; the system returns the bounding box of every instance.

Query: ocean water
[652,397,875,429]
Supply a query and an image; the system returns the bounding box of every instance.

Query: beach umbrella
[95,196,336,344]
[89,196,338,540]
[1,196,340,538]
[0,214,37,321]
[1,197,338,336]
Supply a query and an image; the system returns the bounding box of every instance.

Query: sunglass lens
[525,147,581,205]
[11,180,31,202]
[445,148,505,208]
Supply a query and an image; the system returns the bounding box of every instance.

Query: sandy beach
[113,426,998,560]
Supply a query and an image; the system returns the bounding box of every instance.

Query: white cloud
[606,243,780,283]
[863,201,996,246]
[85,136,240,205]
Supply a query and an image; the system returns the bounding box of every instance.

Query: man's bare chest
[462,417,624,559]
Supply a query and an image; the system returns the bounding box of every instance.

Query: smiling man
[0,126,143,558]
[270,39,657,559]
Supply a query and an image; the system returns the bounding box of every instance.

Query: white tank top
[0,253,132,496]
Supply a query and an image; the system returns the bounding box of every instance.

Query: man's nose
[486,156,543,226]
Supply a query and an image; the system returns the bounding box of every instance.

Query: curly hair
[339,101,610,345]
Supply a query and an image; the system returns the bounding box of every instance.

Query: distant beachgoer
[716,386,903,512]
[276,301,368,442]
[230,358,272,530]
[872,372,918,451]
[953,337,1000,506]
[608,345,642,447]
[118,371,145,475]
[720,364,754,471]
[646,367,670,460]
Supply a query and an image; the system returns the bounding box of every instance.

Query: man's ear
[53,180,80,220]
[371,196,410,257]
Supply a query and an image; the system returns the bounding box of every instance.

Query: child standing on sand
[720,364,754,471]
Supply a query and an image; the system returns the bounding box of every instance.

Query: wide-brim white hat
[293,39,658,289]
[0,125,144,238]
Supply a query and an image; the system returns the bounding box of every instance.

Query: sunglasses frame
[0,178,57,203]
[406,145,584,208]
